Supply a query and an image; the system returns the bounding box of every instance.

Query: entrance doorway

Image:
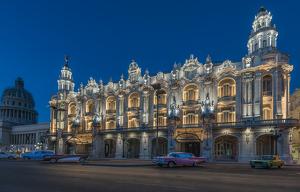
[151,137,168,158]
[104,139,116,158]
[256,134,274,155]
[214,136,238,161]
[126,138,140,158]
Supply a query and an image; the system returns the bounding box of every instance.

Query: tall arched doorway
[126,138,140,159]
[175,132,201,157]
[151,137,168,158]
[104,139,116,158]
[256,134,274,155]
[214,136,238,161]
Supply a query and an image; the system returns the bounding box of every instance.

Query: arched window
[106,97,116,110]
[263,75,272,96]
[154,89,167,105]
[263,40,267,48]
[86,100,95,113]
[183,84,198,101]
[129,93,140,108]
[69,103,76,114]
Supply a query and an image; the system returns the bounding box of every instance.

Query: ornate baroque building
[46,7,298,164]
[290,88,300,164]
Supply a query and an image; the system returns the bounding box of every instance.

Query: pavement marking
[114,180,198,190]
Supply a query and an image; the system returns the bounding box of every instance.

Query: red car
[42,154,88,163]
[153,152,206,168]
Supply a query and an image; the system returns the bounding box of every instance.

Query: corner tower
[57,56,75,95]
[247,6,278,55]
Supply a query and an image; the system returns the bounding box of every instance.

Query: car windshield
[256,156,273,160]
[167,153,179,157]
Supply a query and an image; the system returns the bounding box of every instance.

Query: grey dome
[1,78,35,106]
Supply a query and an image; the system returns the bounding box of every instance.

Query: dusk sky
[0,0,299,123]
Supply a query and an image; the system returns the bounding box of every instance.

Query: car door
[32,151,41,159]
[0,152,6,158]
[40,151,47,159]
[273,156,279,166]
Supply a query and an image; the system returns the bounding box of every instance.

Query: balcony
[154,104,167,109]
[98,125,168,134]
[213,118,299,129]
[68,114,76,118]
[218,95,235,104]
[128,107,139,112]
[183,100,198,106]
[263,91,272,97]
[106,109,116,114]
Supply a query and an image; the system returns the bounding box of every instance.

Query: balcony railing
[213,118,299,129]
[154,104,167,109]
[218,95,235,102]
[98,126,168,134]
[263,91,272,96]
[128,107,139,111]
[183,100,198,106]
[106,109,116,114]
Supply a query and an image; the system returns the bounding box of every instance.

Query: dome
[1,78,35,106]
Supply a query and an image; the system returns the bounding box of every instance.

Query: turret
[57,56,75,93]
[247,6,278,55]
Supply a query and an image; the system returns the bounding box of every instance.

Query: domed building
[1,77,38,124]
[0,78,49,152]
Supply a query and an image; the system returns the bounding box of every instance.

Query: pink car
[153,152,206,168]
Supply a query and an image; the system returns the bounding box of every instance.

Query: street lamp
[120,134,127,158]
[151,83,162,157]
[270,126,283,155]
[47,104,67,154]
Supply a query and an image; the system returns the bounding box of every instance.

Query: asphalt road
[1,159,300,192]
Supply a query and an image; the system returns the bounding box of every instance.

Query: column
[124,95,128,128]
[254,73,261,118]
[272,71,277,119]
[286,74,291,118]
[282,129,293,164]
[247,80,252,117]
[276,71,282,118]
[149,90,154,127]
[242,81,247,117]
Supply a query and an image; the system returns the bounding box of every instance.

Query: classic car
[42,154,89,163]
[21,150,55,160]
[153,152,206,168]
[250,155,284,169]
[0,152,18,160]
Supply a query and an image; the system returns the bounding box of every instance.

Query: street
[1,159,300,192]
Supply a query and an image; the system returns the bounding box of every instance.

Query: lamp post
[47,104,67,154]
[120,133,127,158]
[151,83,161,157]
[270,126,283,155]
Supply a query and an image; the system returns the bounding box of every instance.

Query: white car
[0,152,18,160]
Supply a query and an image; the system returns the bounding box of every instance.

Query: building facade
[46,7,298,164]
[0,78,49,152]
[290,88,300,164]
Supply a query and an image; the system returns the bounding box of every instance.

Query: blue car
[21,150,55,160]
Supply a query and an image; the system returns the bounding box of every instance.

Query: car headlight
[251,161,254,164]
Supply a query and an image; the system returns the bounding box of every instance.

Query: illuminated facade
[46,7,298,164]
[290,88,300,164]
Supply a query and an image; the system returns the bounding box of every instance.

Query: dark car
[43,154,88,163]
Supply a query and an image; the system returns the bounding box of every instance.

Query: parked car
[21,150,55,160]
[250,155,284,169]
[42,154,89,163]
[153,152,206,168]
[0,152,18,160]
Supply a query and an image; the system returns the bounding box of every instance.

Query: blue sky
[0,0,299,123]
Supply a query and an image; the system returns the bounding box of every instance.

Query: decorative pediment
[85,77,99,96]
[156,71,164,81]
[181,55,202,80]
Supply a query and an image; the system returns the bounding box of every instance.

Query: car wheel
[8,156,14,160]
[23,156,30,160]
[268,163,272,169]
[278,163,283,168]
[50,158,57,164]
[168,161,174,168]
[193,162,199,167]
[79,158,86,163]
[251,165,255,168]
